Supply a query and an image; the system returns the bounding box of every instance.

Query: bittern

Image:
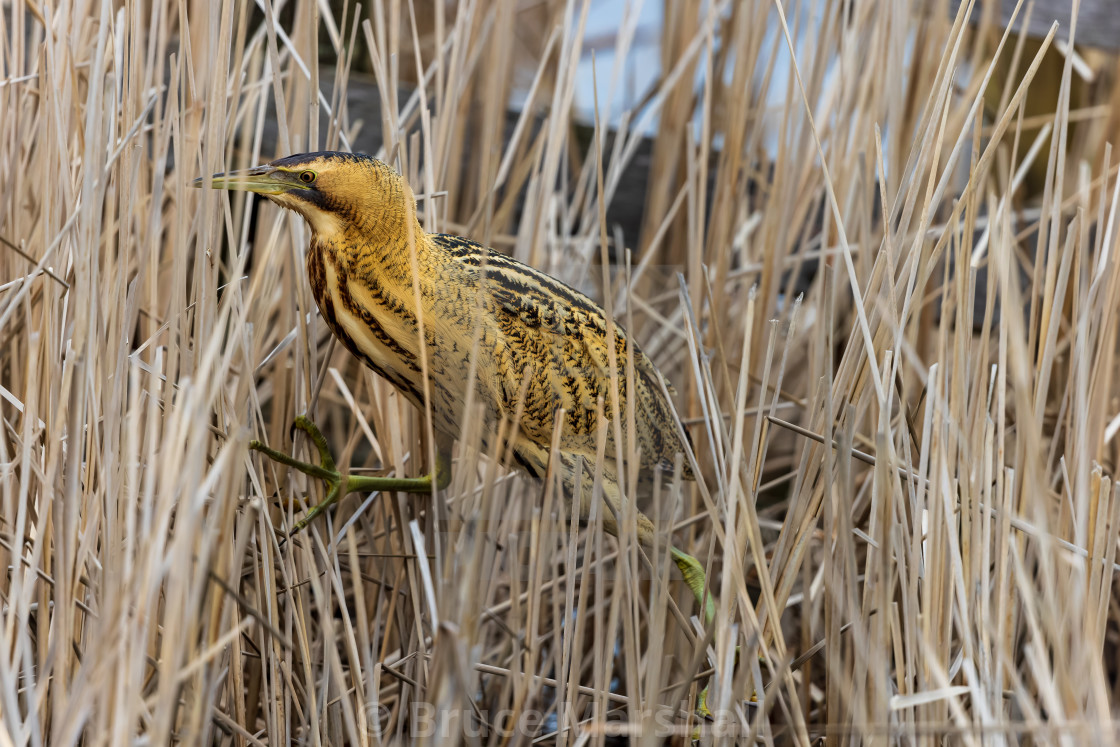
[196,152,713,620]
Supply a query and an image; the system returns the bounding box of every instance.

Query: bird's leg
[669,546,716,626]
[250,415,450,537]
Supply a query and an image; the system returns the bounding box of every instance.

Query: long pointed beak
[192,165,294,195]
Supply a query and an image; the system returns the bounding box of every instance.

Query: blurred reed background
[2,0,1120,743]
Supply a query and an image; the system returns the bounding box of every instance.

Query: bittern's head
[194,152,417,240]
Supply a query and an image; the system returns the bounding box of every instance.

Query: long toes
[290,415,336,469]
[292,414,320,438]
[697,687,714,719]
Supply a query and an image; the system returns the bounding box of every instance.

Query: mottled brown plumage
[283,153,692,482]
[197,151,711,617]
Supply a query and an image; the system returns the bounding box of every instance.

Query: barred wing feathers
[430,233,694,479]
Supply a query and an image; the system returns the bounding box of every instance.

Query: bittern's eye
[298,170,316,184]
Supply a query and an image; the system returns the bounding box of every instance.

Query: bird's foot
[670,546,717,625]
[669,546,755,730]
[250,415,449,538]
[668,547,743,668]
[697,685,714,720]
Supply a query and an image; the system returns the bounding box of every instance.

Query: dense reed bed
[1,0,1118,743]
